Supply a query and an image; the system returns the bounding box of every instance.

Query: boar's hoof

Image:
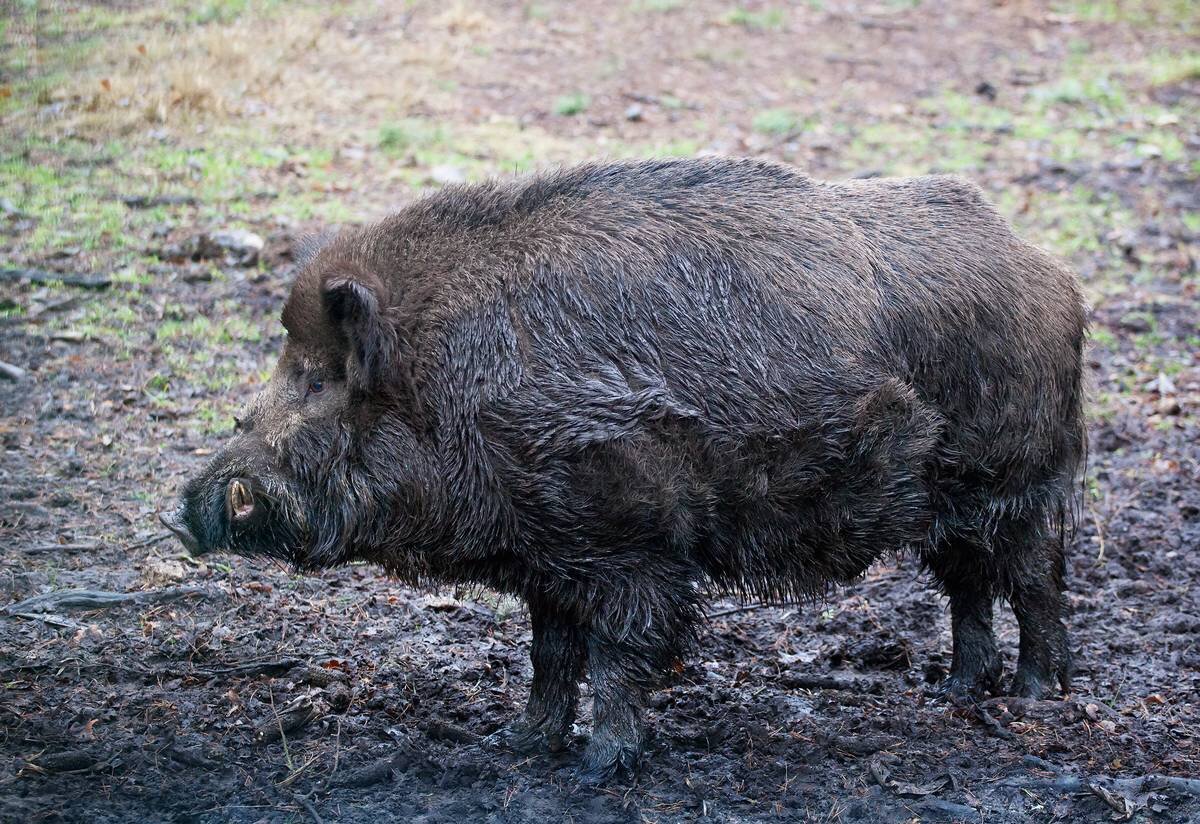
[577,732,642,785]
[938,667,1002,701]
[935,650,1003,702]
[937,674,995,703]
[1012,657,1072,699]
[500,720,570,755]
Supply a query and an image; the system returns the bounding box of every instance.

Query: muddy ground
[1,1,1198,822]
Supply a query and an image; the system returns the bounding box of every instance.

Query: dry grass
[46,8,330,136]
[11,1,508,143]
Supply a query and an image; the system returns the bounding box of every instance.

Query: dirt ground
[1,1,1198,821]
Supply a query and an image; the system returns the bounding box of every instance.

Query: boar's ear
[321,275,396,391]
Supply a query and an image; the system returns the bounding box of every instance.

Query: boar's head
[160,235,439,572]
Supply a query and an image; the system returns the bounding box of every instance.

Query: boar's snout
[161,474,263,558]
[159,506,202,556]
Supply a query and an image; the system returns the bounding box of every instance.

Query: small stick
[329,719,342,783]
[199,658,303,679]
[1087,495,1107,563]
[782,674,878,693]
[707,603,770,619]
[292,793,324,824]
[128,533,172,551]
[973,705,1015,740]
[22,542,102,555]
[269,689,294,771]
[0,268,111,289]
[1089,781,1133,817]
[424,719,480,745]
[7,612,79,630]
[278,753,321,787]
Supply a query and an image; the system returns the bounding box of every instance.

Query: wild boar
[161,157,1086,781]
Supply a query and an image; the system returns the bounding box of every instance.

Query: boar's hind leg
[509,599,586,754]
[927,547,1002,698]
[1007,538,1072,699]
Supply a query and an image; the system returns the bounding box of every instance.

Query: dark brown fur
[165,158,1087,781]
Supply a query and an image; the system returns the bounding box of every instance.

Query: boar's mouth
[159,477,258,557]
[161,470,314,564]
[226,478,256,522]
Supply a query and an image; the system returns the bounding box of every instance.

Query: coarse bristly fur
[165,157,1087,782]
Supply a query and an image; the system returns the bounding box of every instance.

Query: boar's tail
[1054,293,1089,559]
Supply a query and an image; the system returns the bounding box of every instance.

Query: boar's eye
[306,378,325,397]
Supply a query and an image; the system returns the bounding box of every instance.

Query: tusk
[228,479,255,521]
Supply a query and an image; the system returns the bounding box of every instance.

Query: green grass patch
[552,93,590,117]
[842,118,991,175]
[0,137,146,254]
[378,118,449,154]
[1138,50,1200,86]
[724,6,786,29]
[623,138,701,159]
[1054,0,1197,29]
[155,312,263,346]
[1032,73,1127,112]
[752,108,804,137]
[919,91,1014,132]
[630,0,684,12]
[1089,326,1118,350]
[183,0,285,25]
[373,117,582,187]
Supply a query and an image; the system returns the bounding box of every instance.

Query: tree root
[4,586,214,615]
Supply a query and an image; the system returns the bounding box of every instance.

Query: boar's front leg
[579,580,697,783]
[927,545,1003,698]
[581,633,650,783]
[509,598,586,754]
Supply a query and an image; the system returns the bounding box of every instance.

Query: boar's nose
[159,507,202,556]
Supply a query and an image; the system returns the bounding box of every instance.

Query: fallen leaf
[1088,782,1135,820]
[421,594,462,611]
[891,780,937,797]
